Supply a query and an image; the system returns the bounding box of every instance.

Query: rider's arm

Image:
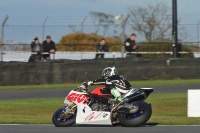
[92,79,106,85]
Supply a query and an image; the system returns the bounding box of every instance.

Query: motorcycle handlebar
[74,84,89,93]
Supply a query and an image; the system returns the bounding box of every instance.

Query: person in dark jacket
[31,37,41,52]
[28,37,42,62]
[96,39,109,52]
[96,39,109,58]
[124,33,138,52]
[42,35,56,60]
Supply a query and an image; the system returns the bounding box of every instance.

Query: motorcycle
[52,83,153,127]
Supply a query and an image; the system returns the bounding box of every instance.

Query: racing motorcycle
[52,83,153,127]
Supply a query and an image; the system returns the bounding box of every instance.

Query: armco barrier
[0,58,200,85]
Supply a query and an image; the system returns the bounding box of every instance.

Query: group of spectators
[95,33,138,58]
[29,35,56,62]
[29,33,138,61]
[96,33,138,53]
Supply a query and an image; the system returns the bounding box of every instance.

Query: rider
[86,66,138,112]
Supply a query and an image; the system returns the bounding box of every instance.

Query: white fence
[2,51,200,62]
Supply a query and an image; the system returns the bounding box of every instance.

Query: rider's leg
[110,88,139,113]
[111,88,123,101]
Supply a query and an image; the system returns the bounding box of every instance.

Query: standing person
[42,35,56,60]
[96,39,109,58]
[124,33,138,52]
[28,37,41,62]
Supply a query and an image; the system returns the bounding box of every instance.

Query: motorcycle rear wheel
[52,106,76,127]
[117,101,152,127]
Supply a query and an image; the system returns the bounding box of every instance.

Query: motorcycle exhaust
[122,89,146,102]
[110,99,127,125]
[110,91,145,124]
[125,93,145,102]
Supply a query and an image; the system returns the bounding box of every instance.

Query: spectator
[42,35,56,60]
[124,33,138,52]
[28,37,41,62]
[96,38,109,58]
[96,39,109,52]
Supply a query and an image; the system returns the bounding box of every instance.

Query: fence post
[42,17,48,41]
[197,21,200,57]
[81,16,87,33]
[172,0,178,58]
[0,15,9,61]
[121,14,130,58]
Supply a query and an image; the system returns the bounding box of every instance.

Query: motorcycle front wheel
[117,101,152,127]
[52,106,76,127]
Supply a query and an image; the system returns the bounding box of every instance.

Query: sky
[1,0,200,43]
[1,0,200,25]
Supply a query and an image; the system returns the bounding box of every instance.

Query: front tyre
[52,106,76,127]
[118,101,152,127]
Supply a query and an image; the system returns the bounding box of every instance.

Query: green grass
[1,93,200,125]
[146,93,200,125]
[0,98,63,124]
[0,79,200,90]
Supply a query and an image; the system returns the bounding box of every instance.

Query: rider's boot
[109,88,139,114]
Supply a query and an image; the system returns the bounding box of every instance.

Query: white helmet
[102,66,118,79]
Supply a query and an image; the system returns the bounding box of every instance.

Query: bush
[135,43,194,58]
[57,33,121,51]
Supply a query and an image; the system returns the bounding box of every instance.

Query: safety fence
[2,51,200,62]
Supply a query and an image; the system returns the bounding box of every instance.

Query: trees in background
[128,1,187,42]
[128,2,171,42]
[89,11,115,35]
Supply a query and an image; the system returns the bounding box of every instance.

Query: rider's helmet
[102,66,118,79]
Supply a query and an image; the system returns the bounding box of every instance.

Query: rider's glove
[87,81,93,86]
[82,81,93,89]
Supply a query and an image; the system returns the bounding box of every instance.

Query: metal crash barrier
[95,52,105,59]
[126,51,194,58]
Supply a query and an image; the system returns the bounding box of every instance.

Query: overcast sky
[0,0,200,25]
[0,0,200,43]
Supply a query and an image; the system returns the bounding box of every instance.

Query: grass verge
[0,93,200,125]
[0,79,200,90]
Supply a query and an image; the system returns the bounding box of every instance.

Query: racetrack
[1,84,200,132]
[0,84,200,100]
[1,125,200,133]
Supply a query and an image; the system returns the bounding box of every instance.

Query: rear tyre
[52,106,76,127]
[118,101,152,127]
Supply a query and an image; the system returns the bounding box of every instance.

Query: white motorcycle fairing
[64,90,112,125]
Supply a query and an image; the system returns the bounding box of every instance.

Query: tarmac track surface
[0,125,200,133]
[0,84,200,100]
